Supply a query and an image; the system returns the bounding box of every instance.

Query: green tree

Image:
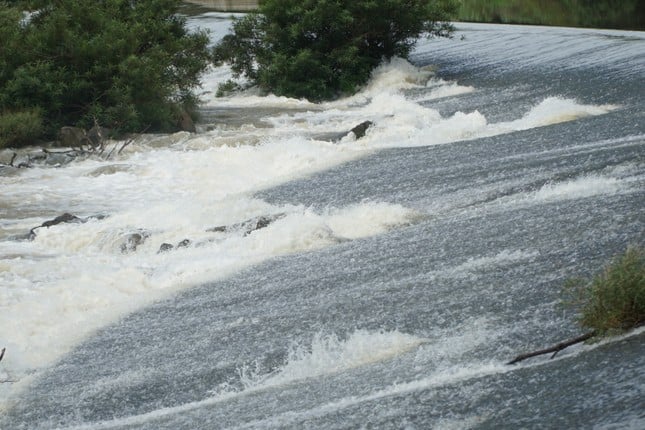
[214,0,458,101]
[0,0,211,147]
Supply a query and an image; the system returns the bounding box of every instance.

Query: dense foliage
[214,0,458,101]
[0,0,210,147]
[563,247,645,336]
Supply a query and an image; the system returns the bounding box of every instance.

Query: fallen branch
[507,331,596,365]
[0,347,4,362]
[118,124,150,156]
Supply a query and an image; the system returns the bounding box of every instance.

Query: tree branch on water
[0,347,5,362]
[507,331,596,365]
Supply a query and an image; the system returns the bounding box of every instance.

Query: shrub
[0,109,43,149]
[0,0,211,139]
[563,247,645,336]
[213,0,458,101]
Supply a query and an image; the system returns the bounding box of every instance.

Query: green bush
[0,0,211,139]
[563,247,645,336]
[0,109,43,149]
[213,0,458,102]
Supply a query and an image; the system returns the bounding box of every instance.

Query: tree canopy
[0,0,211,147]
[214,0,458,101]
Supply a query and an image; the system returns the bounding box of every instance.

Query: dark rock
[21,213,106,241]
[177,239,191,248]
[158,243,174,253]
[241,215,283,236]
[41,213,81,228]
[348,121,373,140]
[325,121,374,143]
[87,214,108,222]
[26,213,83,241]
[158,238,192,254]
[206,225,227,233]
[207,213,287,236]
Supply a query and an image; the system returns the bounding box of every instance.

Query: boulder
[178,110,196,133]
[59,126,90,148]
[347,121,373,140]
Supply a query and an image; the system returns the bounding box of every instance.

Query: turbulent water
[1,13,644,430]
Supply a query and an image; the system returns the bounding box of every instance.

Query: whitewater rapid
[1,16,643,429]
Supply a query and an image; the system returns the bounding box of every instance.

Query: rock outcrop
[207,213,286,236]
[347,120,373,140]
[19,213,106,241]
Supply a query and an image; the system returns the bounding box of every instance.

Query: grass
[0,109,43,149]
[563,247,645,336]
[457,0,645,30]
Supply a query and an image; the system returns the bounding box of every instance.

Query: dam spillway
[183,0,259,12]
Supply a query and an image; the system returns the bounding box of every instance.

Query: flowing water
[1,14,644,430]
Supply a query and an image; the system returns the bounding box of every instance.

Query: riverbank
[459,0,644,30]
[183,0,645,30]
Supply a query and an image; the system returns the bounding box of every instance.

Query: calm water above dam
[1,15,644,430]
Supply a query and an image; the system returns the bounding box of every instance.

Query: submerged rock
[177,239,191,248]
[158,243,174,253]
[157,238,192,254]
[207,213,287,236]
[119,231,150,254]
[318,120,375,143]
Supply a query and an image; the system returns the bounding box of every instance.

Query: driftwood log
[507,331,596,365]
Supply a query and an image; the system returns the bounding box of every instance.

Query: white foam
[0,54,621,408]
[440,249,540,279]
[415,78,475,102]
[56,329,425,430]
[58,319,634,430]
[238,330,425,390]
[531,174,625,202]
[491,97,617,133]
[356,95,616,149]
[0,201,418,379]
[324,202,422,239]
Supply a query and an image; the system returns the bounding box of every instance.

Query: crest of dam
[184,0,259,12]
